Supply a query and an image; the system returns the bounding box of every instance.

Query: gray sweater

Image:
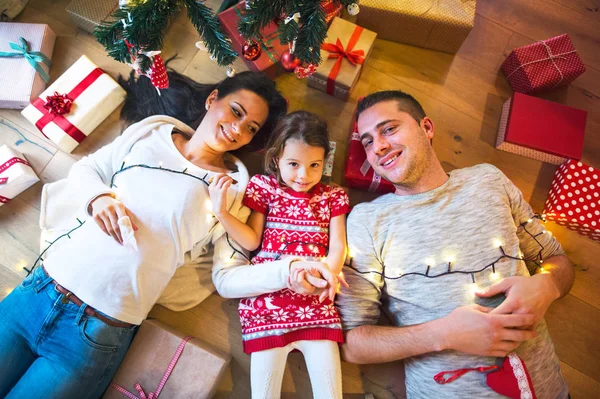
[337,164,568,399]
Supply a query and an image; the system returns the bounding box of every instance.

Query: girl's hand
[287,261,349,302]
[91,195,138,244]
[208,174,235,217]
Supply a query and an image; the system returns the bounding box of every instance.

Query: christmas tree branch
[183,0,237,66]
[295,0,328,64]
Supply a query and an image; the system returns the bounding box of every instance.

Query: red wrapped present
[344,108,395,193]
[103,319,231,399]
[501,34,586,94]
[496,93,587,165]
[219,1,288,79]
[543,160,600,242]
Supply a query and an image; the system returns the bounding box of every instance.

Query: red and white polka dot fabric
[544,160,600,242]
[501,34,586,94]
[147,54,169,89]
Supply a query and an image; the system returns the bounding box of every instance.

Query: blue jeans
[0,266,137,399]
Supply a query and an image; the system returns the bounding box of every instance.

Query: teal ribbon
[0,37,51,82]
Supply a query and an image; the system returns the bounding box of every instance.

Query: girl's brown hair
[264,111,331,178]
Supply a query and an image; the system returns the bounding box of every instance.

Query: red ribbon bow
[43,92,73,116]
[320,26,365,95]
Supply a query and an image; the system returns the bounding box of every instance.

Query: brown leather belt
[42,266,134,329]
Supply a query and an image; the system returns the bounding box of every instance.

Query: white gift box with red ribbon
[0,144,39,206]
[21,55,126,153]
[543,159,600,242]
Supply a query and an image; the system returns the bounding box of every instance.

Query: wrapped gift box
[66,0,118,34]
[21,55,126,153]
[103,319,231,399]
[307,17,376,101]
[344,109,395,193]
[501,34,586,94]
[323,0,343,24]
[496,93,587,165]
[0,22,56,109]
[543,160,600,242]
[356,0,476,54]
[218,1,288,79]
[0,144,39,206]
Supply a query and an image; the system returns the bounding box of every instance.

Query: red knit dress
[239,174,350,354]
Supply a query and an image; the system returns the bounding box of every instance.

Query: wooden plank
[456,14,515,73]
[477,0,600,70]
[545,293,600,381]
[561,361,600,399]
[548,0,600,22]
[0,262,23,301]
[0,198,41,278]
[546,224,600,310]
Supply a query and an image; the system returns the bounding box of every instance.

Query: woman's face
[198,89,269,153]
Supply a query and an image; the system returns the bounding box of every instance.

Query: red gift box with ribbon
[307,17,377,101]
[501,34,586,94]
[344,108,395,194]
[21,55,126,153]
[218,1,288,79]
[103,319,231,399]
[543,160,600,242]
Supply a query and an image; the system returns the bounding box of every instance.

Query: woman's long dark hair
[119,63,287,151]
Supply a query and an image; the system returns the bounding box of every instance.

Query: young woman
[0,71,338,399]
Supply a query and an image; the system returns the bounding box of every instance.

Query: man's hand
[287,261,348,302]
[440,304,538,357]
[91,195,138,245]
[476,274,560,327]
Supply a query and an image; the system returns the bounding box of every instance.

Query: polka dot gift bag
[544,160,600,242]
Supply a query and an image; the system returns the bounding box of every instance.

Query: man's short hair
[356,90,426,124]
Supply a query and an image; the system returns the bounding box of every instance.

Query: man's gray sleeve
[336,206,385,330]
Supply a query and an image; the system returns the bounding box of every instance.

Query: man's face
[357,100,434,188]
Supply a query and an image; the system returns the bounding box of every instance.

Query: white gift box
[0,144,40,206]
[0,22,56,109]
[21,55,126,153]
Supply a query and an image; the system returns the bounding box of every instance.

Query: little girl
[209,111,349,399]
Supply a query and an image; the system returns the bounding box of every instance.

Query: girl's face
[198,89,269,153]
[277,139,325,193]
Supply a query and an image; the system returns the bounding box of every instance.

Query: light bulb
[493,239,503,248]
[445,255,455,263]
[159,161,163,167]
[425,257,435,266]
[14,260,27,272]
[527,218,533,224]
[490,271,500,280]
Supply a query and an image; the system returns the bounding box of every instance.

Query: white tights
[250,340,343,399]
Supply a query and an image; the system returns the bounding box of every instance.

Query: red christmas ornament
[280,50,301,72]
[44,92,73,116]
[242,41,261,61]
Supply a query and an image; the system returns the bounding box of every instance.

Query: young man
[337,91,573,398]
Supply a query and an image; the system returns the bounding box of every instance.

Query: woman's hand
[208,174,235,218]
[91,194,138,244]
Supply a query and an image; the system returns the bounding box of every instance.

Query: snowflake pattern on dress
[238,175,351,353]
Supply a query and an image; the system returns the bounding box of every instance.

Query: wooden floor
[1,0,599,397]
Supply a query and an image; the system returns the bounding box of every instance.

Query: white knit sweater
[40,116,291,323]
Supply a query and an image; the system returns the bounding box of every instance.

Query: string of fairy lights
[342,213,549,284]
[22,159,552,290]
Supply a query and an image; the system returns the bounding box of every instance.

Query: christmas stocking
[434,353,537,399]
